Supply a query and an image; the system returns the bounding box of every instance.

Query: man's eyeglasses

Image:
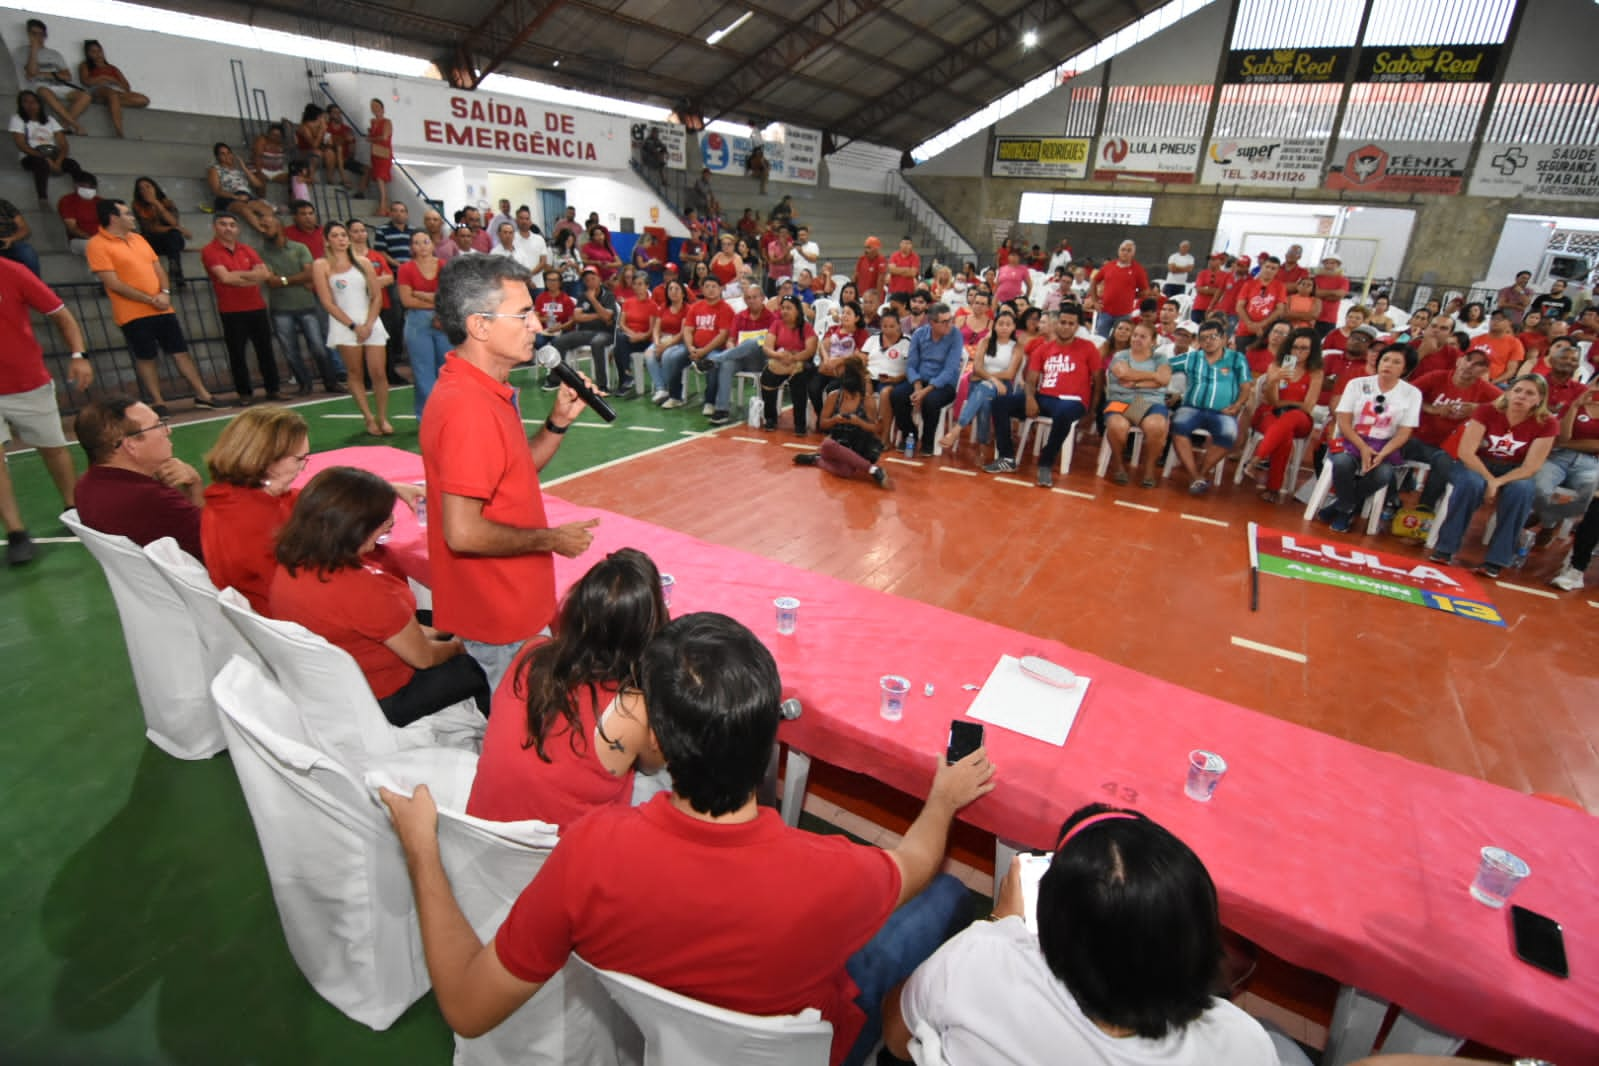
[933,316,953,326]
[122,418,170,439]
[474,309,540,326]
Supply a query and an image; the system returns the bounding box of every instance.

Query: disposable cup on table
[1184,750,1227,802]
[1469,846,1529,908]
[774,597,800,636]
[660,574,675,609]
[879,675,911,722]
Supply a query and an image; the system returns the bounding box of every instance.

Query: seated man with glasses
[73,397,205,559]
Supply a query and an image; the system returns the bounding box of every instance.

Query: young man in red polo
[420,255,599,691]
[886,236,921,307]
[1091,240,1151,337]
[202,212,281,403]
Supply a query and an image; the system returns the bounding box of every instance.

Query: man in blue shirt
[891,302,962,455]
[1166,320,1253,494]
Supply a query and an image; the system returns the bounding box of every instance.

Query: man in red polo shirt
[1401,348,1499,513]
[1312,254,1349,338]
[886,235,921,306]
[1233,255,1286,348]
[420,255,598,690]
[1090,240,1151,337]
[1190,251,1228,324]
[57,171,100,254]
[1278,244,1309,288]
[854,236,887,298]
[202,212,281,403]
[283,199,326,259]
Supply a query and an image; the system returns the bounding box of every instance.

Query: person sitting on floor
[73,397,204,559]
[1319,345,1422,534]
[793,356,890,488]
[380,611,995,1066]
[883,804,1279,1066]
[467,547,669,825]
[270,466,489,725]
[1165,320,1252,495]
[1429,375,1558,578]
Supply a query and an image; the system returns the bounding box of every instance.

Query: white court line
[626,425,666,433]
[31,536,80,544]
[542,429,713,488]
[730,435,767,444]
[884,457,922,467]
[1230,636,1308,664]
[1051,487,1093,499]
[939,467,978,477]
[678,430,704,437]
[1113,500,1159,513]
[322,413,369,419]
[1494,580,1559,600]
[1589,600,1598,609]
[1180,512,1230,528]
[563,421,611,429]
[995,476,1031,487]
[780,442,812,450]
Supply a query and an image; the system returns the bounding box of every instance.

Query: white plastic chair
[1300,458,1389,535]
[1163,428,1229,483]
[1014,417,1078,475]
[217,589,484,772]
[60,509,225,759]
[210,656,479,1029]
[1097,427,1145,477]
[574,954,834,1066]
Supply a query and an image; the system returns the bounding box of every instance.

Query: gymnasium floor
[1,376,1591,1062]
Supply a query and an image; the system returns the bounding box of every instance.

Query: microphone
[535,347,617,423]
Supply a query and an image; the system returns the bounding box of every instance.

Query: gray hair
[436,255,532,345]
[929,301,951,319]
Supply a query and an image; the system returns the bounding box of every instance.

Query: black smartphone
[946,720,984,764]
[1510,904,1568,978]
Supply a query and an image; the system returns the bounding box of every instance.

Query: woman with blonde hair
[314,221,391,435]
[200,406,310,611]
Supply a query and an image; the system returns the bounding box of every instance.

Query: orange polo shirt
[85,231,163,326]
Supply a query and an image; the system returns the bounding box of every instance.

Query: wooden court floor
[557,421,1599,813]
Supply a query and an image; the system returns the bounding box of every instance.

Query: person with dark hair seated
[467,547,670,824]
[883,804,1277,1065]
[73,397,204,558]
[270,466,489,725]
[1318,344,1422,533]
[380,611,995,1066]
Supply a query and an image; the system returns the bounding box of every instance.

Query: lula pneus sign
[1355,45,1500,84]
[1225,48,1350,84]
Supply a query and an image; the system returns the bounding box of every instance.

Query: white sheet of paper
[965,654,1089,747]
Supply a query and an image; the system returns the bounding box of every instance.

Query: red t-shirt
[770,320,815,354]
[655,303,687,339]
[1546,375,1588,415]
[75,464,203,560]
[1234,278,1286,335]
[201,240,268,314]
[493,794,901,1065]
[284,224,326,259]
[1410,370,1502,447]
[396,259,439,295]
[466,668,631,824]
[533,290,575,330]
[1313,272,1350,324]
[0,258,64,395]
[1028,336,1100,401]
[1472,403,1557,468]
[365,250,393,310]
[1569,405,1599,444]
[1278,262,1309,288]
[685,298,734,349]
[57,193,99,239]
[854,254,886,296]
[887,250,921,295]
[620,294,657,335]
[1410,344,1461,381]
[200,482,296,613]
[1245,345,1276,376]
[420,358,556,644]
[1217,270,1251,314]
[1191,267,1226,311]
[1093,260,1149,316]
[731,307,773,342]
[268,561,415,699]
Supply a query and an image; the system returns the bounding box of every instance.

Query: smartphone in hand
[946,720,984,764]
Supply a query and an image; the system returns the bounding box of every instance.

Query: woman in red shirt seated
[270,467,487,724]
[201,406,311,612]
[467,548,668,824]
[579,224,620,283]
[708,233,743,288]
[614,272,659,398]
[1250,328,1324,503]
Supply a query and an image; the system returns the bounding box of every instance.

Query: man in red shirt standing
[1090,240,1151,337]
[283,200,326,259]
[379,611,995,1066]
[886,235,921,307]
[984,304,1101,488]
[1401,349,1499,512]
[1278,244,1309,289]
[420,255,598,691]
[0,258,88,564]
[1312,254,1349,339]
[1232,256,1286,349]
[1190,251,1228,325]
[202,213,280,403]
[854,236,887,299]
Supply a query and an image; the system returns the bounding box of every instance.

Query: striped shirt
[377,224,415,264]
[1169,347,1251,411]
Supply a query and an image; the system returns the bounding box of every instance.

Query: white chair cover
[361,775,624,1066]
[60,509,224,759]
[145,536,268,701]
[209,656,479,1029]
[216,589,483,771]
[575,955,834,1066]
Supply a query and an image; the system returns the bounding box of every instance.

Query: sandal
[1259,489,1281,504]
[1140,477,1158,489]
[363,417,381,435]
[1111,470,1130,486]
[379,421,395,436]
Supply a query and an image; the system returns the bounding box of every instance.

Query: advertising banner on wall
[991,136,1092,179]
[1324,140,1466,195]
[1202,137,1328,188]
[1091,137,1201,182]
[631,120,686,169]
[1224,47,1349,84]
[1355,44,1500,83]
[699,126,821,186]
[1469,143,1599,202]
[780,125,822,185]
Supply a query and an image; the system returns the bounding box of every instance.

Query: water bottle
[903,432,916,459]
[1512,529,1534,569]
[413,482,427,528]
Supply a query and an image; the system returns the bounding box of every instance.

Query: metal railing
[884,170,977,268]
[316,79,444,229]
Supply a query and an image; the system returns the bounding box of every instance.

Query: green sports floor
[0,376,872,1065]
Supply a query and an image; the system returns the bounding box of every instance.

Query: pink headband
[1055,810,1140,852]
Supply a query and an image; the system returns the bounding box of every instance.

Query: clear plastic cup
[1184,749,1227,802]
[774,596,800,635]
[880,675,910,721]
[1469,846,1530,908]
[660,574,675,609]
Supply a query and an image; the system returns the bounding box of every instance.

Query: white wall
[541,175,689,238]
[1503,0,1599,82]
[1106,0,1229,87]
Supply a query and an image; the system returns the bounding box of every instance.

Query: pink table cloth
[303,447,1597,1063]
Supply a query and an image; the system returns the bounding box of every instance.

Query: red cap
[1209,250,1227,259]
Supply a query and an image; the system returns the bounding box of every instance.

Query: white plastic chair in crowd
[1299,459,1386,535]
[210,656,480,1030]
[145,535,267,690]
[1162,429,1228,484]
[60,509,225,760]
[1097,427,1145,478]
[907,1021,952,1066]
[1014,417,1077,475]
[574,954,834,1066]
[1231,430,1310,498]
[733,373,787,421]
[216,588,484,771]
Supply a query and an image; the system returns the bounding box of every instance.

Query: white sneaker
[651,390,669,404]
[661,398,685,409]
[1550,565,1587,591]
[702,403,715,417]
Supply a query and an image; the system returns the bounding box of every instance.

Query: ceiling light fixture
[1022,29,1038,48]
[706,11,754,47]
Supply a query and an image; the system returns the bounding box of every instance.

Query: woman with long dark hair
[759,294,817,433]
[77,40,148,138]
[793,356,889,487]
[270,467,488,725]
[467,548,669,824]
[10,90,86,204]
[1251,327,1324,503]
[131,176,189,283]
[313,221,390,434]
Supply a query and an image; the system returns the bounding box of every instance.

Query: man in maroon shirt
[1190,251,1228,325]
[1278,244,1309,289]
[57,172,100,255]
[1312,255,1350,338]
[72,397,205,559]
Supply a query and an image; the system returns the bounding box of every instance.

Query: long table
[304,447,1598,1065]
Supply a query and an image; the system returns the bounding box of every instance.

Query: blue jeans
[1533,449,1599,526]
[1094,311,1130,338]
[272,308,339,389]
[646,343,687,397]
[841,873,971,1066]
[706,339,767,414]
[891,381,957,452]
[1434,465,1537,567]
[1326,450,1396,519]
[657,344,700,402]
[955,379,1001,444]
[992,392,1085,463]
[404,308,450,417]
[1170,406,1240,450]
[0,240,41,277]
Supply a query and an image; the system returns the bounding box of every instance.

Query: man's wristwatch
[69,351,85,359]
[544,417,569,435]
[279,275,287,287]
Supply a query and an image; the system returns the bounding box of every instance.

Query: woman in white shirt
[940,310,1023,453]
[10,91,87,204]
[864,307,910,445]
[1319,344,1423,533]
[314,221,392,436]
